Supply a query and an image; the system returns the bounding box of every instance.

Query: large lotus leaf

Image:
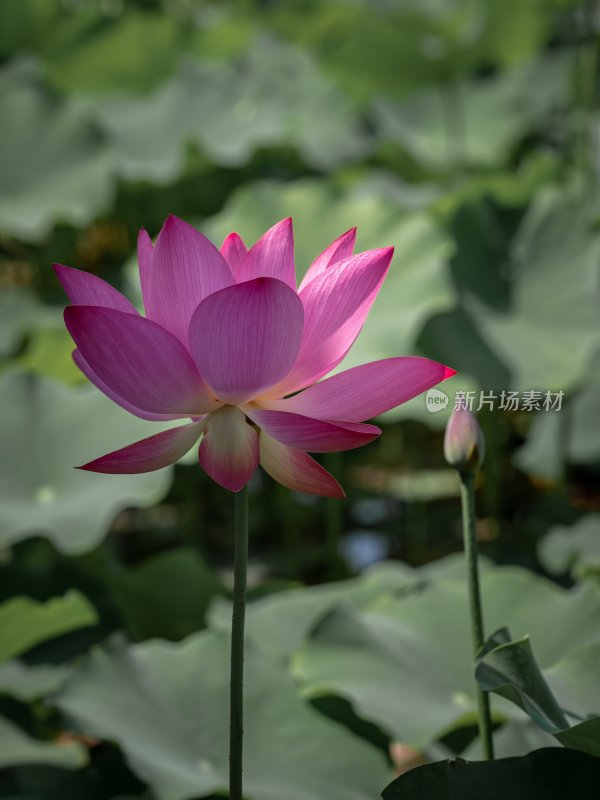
[471,182,600,392]
[464,719,559,760]
[0,62,114,242]
[513,350,600,481]
[566,368,600,464]
[374,566,600,669]
[46,9,183,95]
[0,0,62,59]
[56,630,389,800]
[106,547,224,642]
[0,370,175,554]
[269,0,550,105]
[88,35,369,181]
[476,631,600,756]
[18,328,86,385]
[546,644,600,724]
[0,660,74,701]
[0,592,96,663]
[295,567,600,748]
[0,0,109,65]
[538,516,600,579]
[382,747,600,800]
[208,559,419,659]
[374,55,569,171]
[0,291,54,360]
[0,716,86,770]
[475,629,569,732]
[512,410,564,482]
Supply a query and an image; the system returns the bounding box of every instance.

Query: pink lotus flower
[56,216,455,497]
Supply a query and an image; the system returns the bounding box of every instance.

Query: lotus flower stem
[230,485,248,799]
[459,472,494,760]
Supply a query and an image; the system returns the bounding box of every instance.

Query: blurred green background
[1,1,600,798]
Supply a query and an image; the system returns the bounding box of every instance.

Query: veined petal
[78,420,205,474]
[235,218,295,288]
[267,358,457,422]
[199,406,259,492]
[246,408,380,452]
[73,350,180,422]
[146,215,235,344]
[65,305,218,415]
[266,247,394,397]
[189,277,304,405]
[220,232,248,278]
[260,431,344,498]
[298,227,356,291]
[53,264,138,314]
[137,228,154,312]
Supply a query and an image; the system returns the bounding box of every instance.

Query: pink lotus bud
[444,409,485,473]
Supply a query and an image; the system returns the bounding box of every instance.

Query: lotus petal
[199,406,259,492]
[53,264,137,314]
[146,215,235,344]
[267,357,456,421]
[189,278,303,405]
[79,420,205,474]
[259,431,344,498]
[235,218,295,288]
[65,306,217,415]
[299,228,356,291]
[246,409,380,452]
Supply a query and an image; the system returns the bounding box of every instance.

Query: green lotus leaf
[88,35,369,182]
[0,370,175,554]
[471,181,600,392]
[295,566,600,748]
[382,747,600,800]
[476,630,600,756]
[56,630,389,800]
[374,54,569,171]
[538,515,600,579]
[0,716,87,770]
[0,591,97,663]
[0,62,113,242]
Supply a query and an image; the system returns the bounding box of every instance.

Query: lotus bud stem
[445,409,494,759]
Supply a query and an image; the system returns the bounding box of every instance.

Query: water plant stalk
[230,485,248,799]
[459,472,494,760]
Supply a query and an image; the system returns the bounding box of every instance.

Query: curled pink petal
[53,264,138,314]
[199,406,259,492]
[268,358,457,421]
[189,277,304,405]
[65,306,218,415]
[266,247,394,397]
[146,215,235,344]
[259,431,345,498]
[137,228,154,312]
[78,420,205,474]
[73,350,181,422]
[299,227,356,291]
[220,232,248,278]
[246,408,380,452]
[235,218,295,288]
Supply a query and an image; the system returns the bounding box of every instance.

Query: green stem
[459,472,494,760]
[230,486,248,800]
